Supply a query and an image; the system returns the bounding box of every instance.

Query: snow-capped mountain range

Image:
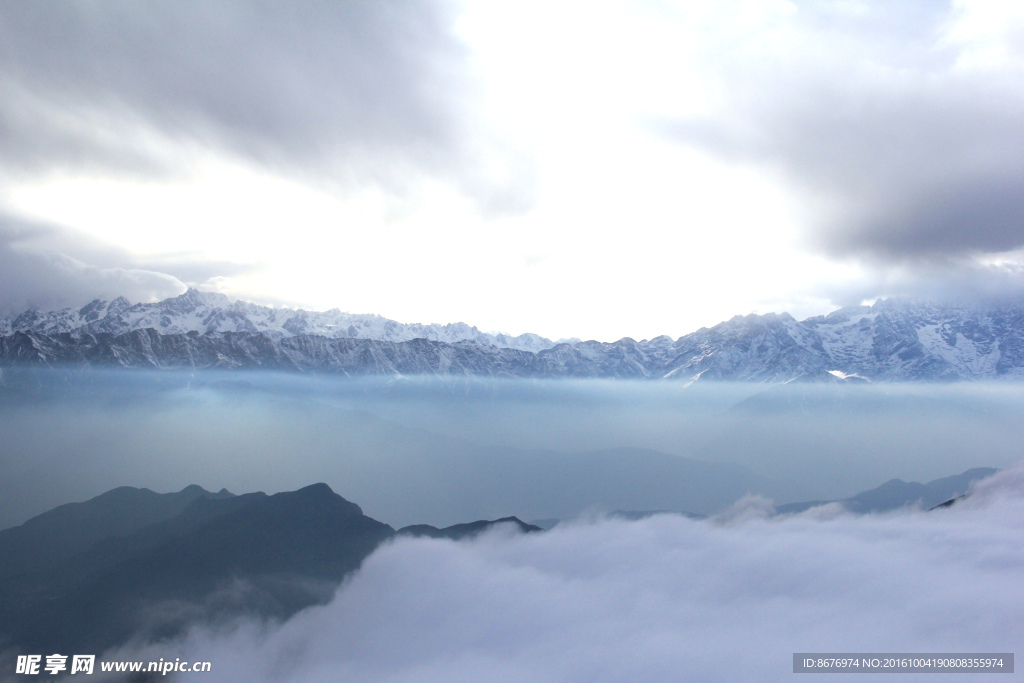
[3,290,1024,381]
[0,288,567,353]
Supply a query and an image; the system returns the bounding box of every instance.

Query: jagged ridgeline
[0,482,540,656]
[4,289,1024,381]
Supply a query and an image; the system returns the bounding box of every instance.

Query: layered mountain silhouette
[530,467,997,527]
[775,467,997,514]
[0,484,534,657]
[0,466,999,658]
[0,484,233,580]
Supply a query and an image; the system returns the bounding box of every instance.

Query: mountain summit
[0,484,540,655]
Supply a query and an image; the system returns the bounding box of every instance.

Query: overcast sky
[2,0,1024,340]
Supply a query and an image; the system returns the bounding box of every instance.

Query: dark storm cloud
[663,1,1024,261]
[0,0,508,197]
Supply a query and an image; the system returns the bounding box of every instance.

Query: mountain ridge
[774,467,998,514]
[5,292,1024,381]
[0,483,539,656]
[0,288,572,353]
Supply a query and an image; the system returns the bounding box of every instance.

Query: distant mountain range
[0,288,571,353]
[530,467,996,527]
[774,467,997,515]
[4,290,1024,381]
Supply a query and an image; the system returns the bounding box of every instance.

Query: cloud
[962,460,1024,507]
[0,1,527,209]
[115,465,1023,682]
[0,212,251,314]
[662,0,1024,262]
[816,255,1024,307]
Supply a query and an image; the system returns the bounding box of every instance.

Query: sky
[2,1,1024,341]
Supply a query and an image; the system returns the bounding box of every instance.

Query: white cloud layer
[117,464,1024,682]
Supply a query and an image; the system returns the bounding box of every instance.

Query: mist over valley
[0,371,1018,531]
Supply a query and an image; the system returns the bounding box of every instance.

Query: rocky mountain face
[3,293,1024,381]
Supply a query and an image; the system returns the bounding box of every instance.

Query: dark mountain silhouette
[0,484,234,580]
[0,483,538,657]
[398,516,541,540]
[930,495,964,510]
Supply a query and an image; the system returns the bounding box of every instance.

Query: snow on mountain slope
[657,297,1024,382]
[0,289,564,353]
[803,298,1024,380]
[6,293,1024,380]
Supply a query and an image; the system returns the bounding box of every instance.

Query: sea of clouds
[109,464,1024,682]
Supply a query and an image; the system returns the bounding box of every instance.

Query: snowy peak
[803,298,1024,380]
[0,290,561,353]
[167,287,232,312]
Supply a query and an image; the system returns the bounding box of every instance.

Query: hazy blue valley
[2,371,1021,530]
